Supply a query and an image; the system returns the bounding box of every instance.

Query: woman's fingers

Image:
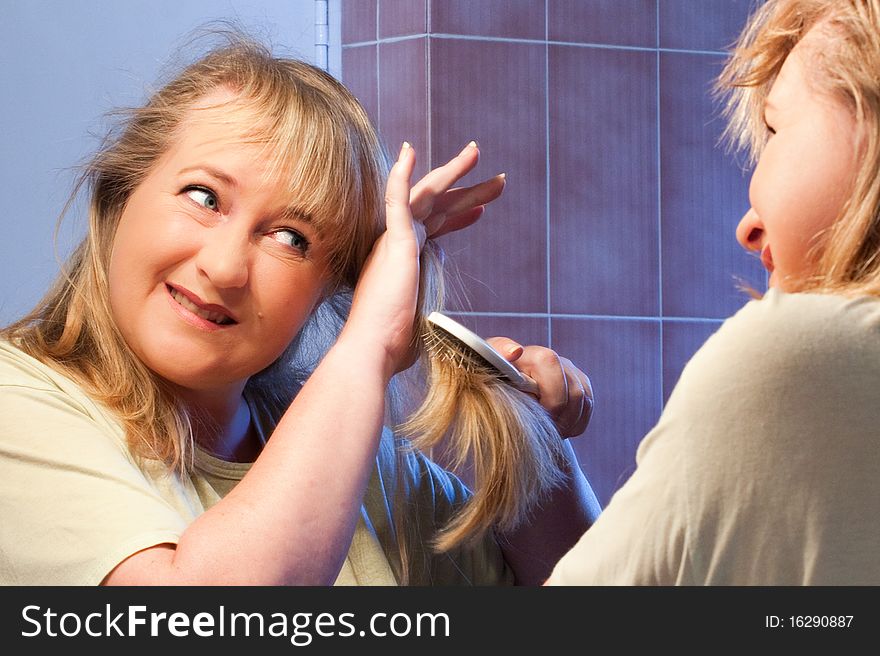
[346,142,423,373]
[423,173,506,237]
[486,338,594,438]
[385,142,423,247]
[424,205,484,239]
[409,141,506,239]
[430,173,506,216]
[539,356,593,437]
[409,142,480,219]
[555,358,594,437]
[486,336,525,361]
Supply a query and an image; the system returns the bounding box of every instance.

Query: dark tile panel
[430,0,544,40]
[379,0,427,38]
[378,38,429,179]
[549,45,659,317]
[661,320,721,403]
[659,0,758,52]
[342,0,377,44]
[549,0,657,48]
[659,52,761,319]
[552,317,662,507]
[430,39,547,313]
[341,45,378,129]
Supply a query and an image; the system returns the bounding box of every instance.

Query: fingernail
[467,140,478,149]
[498,172,507,180]
[399,141,411,161]
[507,343,523,357]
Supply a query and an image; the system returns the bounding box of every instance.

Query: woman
[0,36,599,586]
[547,0,880,585]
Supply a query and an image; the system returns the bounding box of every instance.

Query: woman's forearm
[168,336,391,584]
[498,440,600,585]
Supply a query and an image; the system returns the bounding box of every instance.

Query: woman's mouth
[760,247,774,273]
[166,284,236,326]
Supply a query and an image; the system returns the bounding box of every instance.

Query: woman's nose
[195,225,250,289]
[735,207,764,253]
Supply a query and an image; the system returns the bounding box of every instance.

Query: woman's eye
[184,186,219,211]
[271,228,310,253]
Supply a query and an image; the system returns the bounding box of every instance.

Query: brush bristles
[400,322,567,553]
[421,328,497,375]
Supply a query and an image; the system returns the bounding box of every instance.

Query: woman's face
[735,25,861,290]
[108,91,329,401]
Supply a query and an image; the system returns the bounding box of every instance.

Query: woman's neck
[175,384,262,463]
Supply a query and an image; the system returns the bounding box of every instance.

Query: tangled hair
[716,0,880,295]
[401,335,566,553]
[394,245,567,555]
[1,30,566,582]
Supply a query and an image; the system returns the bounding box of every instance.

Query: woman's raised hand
[342,142,422,379]
[410,141,505,239]
[343,142,505,380]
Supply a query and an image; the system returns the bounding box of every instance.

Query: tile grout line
[426,0,432,171]
[545,0,552,348]
[449,310,725,324]
[656,1,666,408]
[375,1,381,140]
[344,35,727,57]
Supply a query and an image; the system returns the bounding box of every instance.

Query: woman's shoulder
[0,339,116,427]
[727,288,880,334]
[674,289,880,408]
[653,291,880,585]
[657,289,880,483]
[703,289,880,363]
[0,339,67,389]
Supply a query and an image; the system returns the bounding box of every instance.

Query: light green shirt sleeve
[0,343,190,585]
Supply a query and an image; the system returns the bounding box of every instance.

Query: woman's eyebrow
[177,165,238,188]
[281,204,314,224]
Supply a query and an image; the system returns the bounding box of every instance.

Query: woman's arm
[498,440,600,585]
[485,338,601,585]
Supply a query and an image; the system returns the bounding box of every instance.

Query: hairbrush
[424,311,539,395]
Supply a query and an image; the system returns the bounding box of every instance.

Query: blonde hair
[2,36,387,471]
[717,0,880,295]
[401,343,566,553]
[2,32,567,583]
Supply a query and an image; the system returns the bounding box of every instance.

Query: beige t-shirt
[548,289,880,585]
[0,340,510,586]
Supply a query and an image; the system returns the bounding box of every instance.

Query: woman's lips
[760,247,774,273]
[166,283,237,327]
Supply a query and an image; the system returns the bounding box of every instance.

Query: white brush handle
[427,312,541,397]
